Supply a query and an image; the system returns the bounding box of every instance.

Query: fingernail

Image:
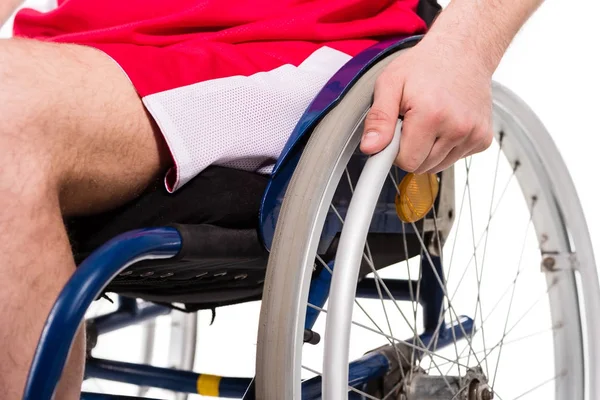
[361,131,379,147]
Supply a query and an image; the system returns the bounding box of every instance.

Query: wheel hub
[399,367,493,400]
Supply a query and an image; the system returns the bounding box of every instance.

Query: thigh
[0,38,170,216]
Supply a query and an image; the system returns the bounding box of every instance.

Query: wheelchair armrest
[170,223,267,261]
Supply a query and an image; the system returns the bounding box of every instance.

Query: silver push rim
[257,62,599,399]
[322,84,592,399]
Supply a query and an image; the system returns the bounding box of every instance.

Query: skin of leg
[0,37,171,399]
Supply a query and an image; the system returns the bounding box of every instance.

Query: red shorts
[14,0,425,191]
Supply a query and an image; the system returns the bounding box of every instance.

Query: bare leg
[0,38,170,399]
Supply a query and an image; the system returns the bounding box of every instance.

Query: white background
[2,0,600,399]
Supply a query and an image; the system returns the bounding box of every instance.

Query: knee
[0,40,51,126]
[0,42,62,196]
[0,113,58,202]
[0,143,56,206]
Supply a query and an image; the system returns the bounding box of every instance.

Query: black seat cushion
[66,166,270,309]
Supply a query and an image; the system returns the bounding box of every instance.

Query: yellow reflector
[395,173,439,223]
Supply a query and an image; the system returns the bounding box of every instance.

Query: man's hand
[361,0,543,173]
[361,37,493,174]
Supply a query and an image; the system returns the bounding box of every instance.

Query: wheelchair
[22,36,600,400]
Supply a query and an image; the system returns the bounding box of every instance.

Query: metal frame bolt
[542,256,556,271]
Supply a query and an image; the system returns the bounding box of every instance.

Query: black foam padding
[66,166,270,308]
[171,224,267,261]
[67,166,268,262]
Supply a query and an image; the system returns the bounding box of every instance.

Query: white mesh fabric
[142,46,352,192]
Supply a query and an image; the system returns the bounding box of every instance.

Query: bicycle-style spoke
[491,199,536,388]
[479,280,558,370]
[463,157,490,376]
[301,365,381,400]
[329,200,452,383]
[295,127,574,400]
[344,168,408,382]
[387,171,460,376]
[431,202,461,376]
[446,165,518,303]
[511,373,563,400]
[444,276,558,378]
[382,380,403,400]
[467,139,505,377]
[408,219,484,368]
[387,171,483,374]
[314,253,408,372]
[434,325,557,370]
[405,221,424,381]
[306,302,470,369]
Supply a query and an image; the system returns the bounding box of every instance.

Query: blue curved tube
[81,393,162,400]
[23,227,182,400]
[85,358,252,397]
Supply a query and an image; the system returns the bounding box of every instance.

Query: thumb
[360,76,403,155]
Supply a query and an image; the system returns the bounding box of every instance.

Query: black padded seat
[66,166,270,309]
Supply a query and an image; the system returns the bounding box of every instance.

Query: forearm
[1,0,23,27]
[425,0,544,73]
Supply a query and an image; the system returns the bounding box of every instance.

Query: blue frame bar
[90,296,171,336]
[420,255,446,332]
[355,278,420,302]
[305,262,334,330]
[78,249,470,400]
[301,350,390,400]
[242,379,256,400]
[86,358,251,398]
[81,394,163,400]
[23,228,182,400]
[414,316,475,357]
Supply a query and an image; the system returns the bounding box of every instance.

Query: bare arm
[1,0,24,28]
[361,0,544,173]
[428,0,544,74]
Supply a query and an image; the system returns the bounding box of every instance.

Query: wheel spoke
[306,303,470,369]
[476,279,559,371]
[301,365,381,400]
[468,140,505,377]
[445,276,558,378]
[446,166,518,304]
[315,254,405,363]
[388,171,460,377]
[512,373,563,400]
[382,380,403,400]
[443,158,471,286]
[491,198,536,388]
[344,168,408,383]
[431,200,461,377]
[434,325,557,370]
[408,219,484,368]
[330,201,452,381]
[463,157,490,376]
[387,172,483,373]
[403,221,423,381]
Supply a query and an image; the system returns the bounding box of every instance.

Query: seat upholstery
[66,166,270,309]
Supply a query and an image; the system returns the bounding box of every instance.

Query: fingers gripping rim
[323,121,402,399]
[256,49,409,400]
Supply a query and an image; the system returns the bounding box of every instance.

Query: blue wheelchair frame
[24,36,473,400]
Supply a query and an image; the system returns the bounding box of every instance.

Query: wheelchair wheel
[256,50,600,399]
[83,296,197,400]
